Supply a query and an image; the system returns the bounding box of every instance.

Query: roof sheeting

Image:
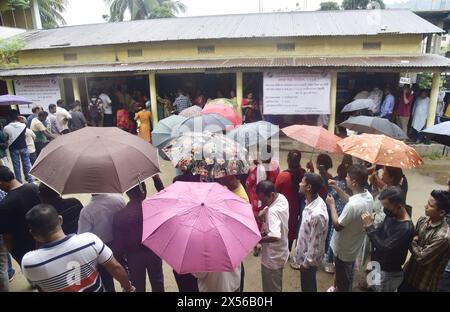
[0,26,26,39]
[1,55,449,77]
[19,9,443,51]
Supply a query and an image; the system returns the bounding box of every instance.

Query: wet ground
[7,139,450,292]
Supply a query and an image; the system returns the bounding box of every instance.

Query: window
[63,53,77,61]
[197,45,215,54]
[363,42,382,50]
[277,43,295,51]
[128,49,143,57]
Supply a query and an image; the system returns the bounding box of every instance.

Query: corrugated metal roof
[0,26,26,39]
[1,55,449,77]
[19,9,443,51]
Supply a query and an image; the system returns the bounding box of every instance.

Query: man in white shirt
[368,87,384,115]
[296,173,329,292]
[78,194,126,292]
[47,104,60,135]
[55,100,72,134]
[21,204,135,292]
[256,180,289,292]
[99,91,113,127]
[194,266,241,292]
[326,164,374,292]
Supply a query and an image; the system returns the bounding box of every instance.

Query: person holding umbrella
[113,182,164,292]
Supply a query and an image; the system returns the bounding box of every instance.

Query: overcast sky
[61,0,405,26]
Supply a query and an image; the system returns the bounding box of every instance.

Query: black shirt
[48,198,83,235]
[0,183,41,263]
[367,215,415,272]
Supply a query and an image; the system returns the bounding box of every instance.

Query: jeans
[0,235,8,292]
[261,265,283,292]
[29,152,37,165]
[300,267,317,292]
[9,148,33,183]
[373,271,403,292]
[334,256,355,292]
[127,248,164,292]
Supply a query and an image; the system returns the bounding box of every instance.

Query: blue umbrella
[0,94,32,106]
[152,115,187,148]
[227,121,279,147]
[422,121,450,146]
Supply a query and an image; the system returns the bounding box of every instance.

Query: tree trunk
[11,9,17,28]
[23,9,29,29]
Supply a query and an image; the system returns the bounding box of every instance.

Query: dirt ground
[7,139,450,292]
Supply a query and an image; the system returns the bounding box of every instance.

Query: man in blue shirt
[379,88,395,120]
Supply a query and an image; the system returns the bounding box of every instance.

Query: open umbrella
[282,125,342,154]
[422,121,450,146]
[337,134,423,169]
[0,94,32,106]
[179,105,202,118]
[142,181,261,274]
[227,121,279,147]
[30,127,160,195]
[341,99,375,113]
[206,98,238,111]
[151,115,187,148]
[339,116,407,140]
[178,113,234,134]
[202,103,242,127]
[163,132,250,179]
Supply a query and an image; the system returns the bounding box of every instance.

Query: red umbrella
[282,125,343,154]
[202,103,242,127]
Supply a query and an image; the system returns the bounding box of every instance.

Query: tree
[319,2,340,11]
[104,0,186,22]
[341,0,385,10]
[6,0,31,28]
[37,0,67,29]
[0,37,25,67]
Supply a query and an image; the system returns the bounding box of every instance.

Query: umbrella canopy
[179,105,202,118]
[282,125,342,154]
[202,103,242,127]
[0,94,32,106]
[341,99,375,113]
[339,116,407,140]
[337,134,423,169]
[142,181,261,274]
[227,121,279,147]
[30,127,160,195]
[151,115,187,148]
[179,113,234,134]
[206,98,238,111]
[163,132,250,179]
[422,121,450,146]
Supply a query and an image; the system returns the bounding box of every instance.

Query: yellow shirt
[445,103,450,118]
[232,183,249,203]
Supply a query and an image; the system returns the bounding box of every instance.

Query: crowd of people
[349,84,450,143]
[0,141,449,292]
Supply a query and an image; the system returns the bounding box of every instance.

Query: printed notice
[263,72,331,115]
[14,78,61,114]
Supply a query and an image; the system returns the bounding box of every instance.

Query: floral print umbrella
[337,133,423,169]
[163,132,251,179]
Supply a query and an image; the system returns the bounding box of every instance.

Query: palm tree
[105,0,186,22]
[37,0,67,29]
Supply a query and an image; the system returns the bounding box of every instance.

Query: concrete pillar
[149,72,158,127]
[426,72,441,128]
[6,79,14,94]
[236,71,243,117]
[58,78,66,103]
[328,72,338,134]
[72,78,80,102]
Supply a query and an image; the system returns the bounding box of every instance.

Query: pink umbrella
[202,103,242,127]
[142,181,261,274]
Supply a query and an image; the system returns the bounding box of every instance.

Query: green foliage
[104,0,186,22]
[37,0,67,29]
[0,37,25,66]
[7,0,31,10]
[319,2,340,11]
[341,0,385,9]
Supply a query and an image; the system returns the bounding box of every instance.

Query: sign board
[263,72,331,115]
[399,77,411,85]
[13,78,61,114]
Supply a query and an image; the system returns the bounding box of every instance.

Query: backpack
[89,97,103,119]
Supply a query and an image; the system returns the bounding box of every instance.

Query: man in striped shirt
[21,204,135,292]
[173,89,192,113]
